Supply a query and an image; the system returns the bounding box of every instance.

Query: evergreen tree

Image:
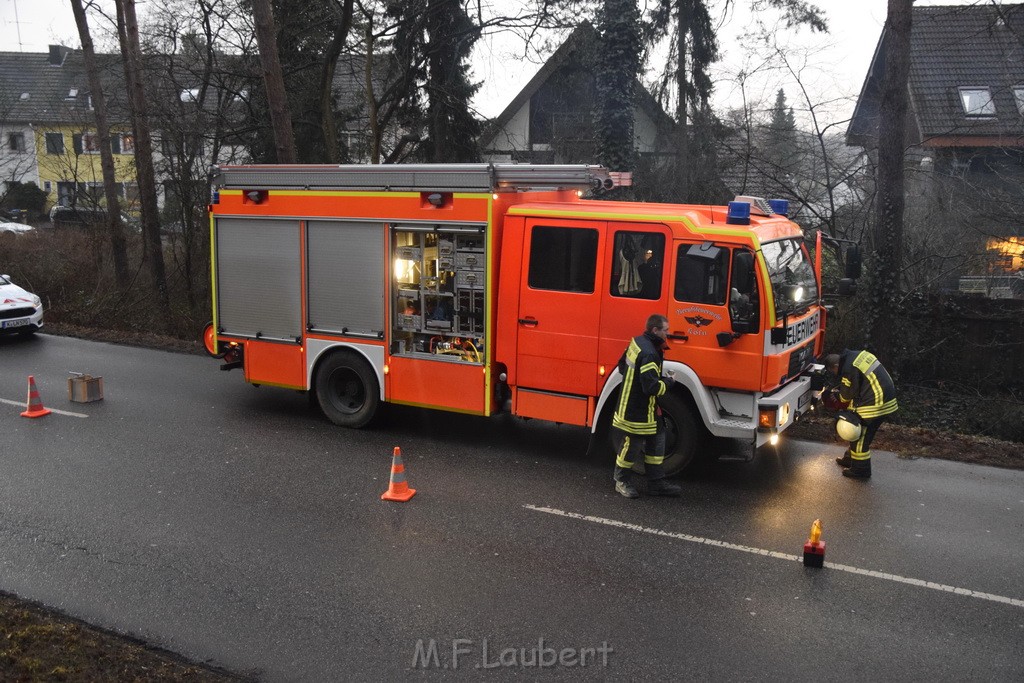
[763,88,798,175]
[595,0,642,177]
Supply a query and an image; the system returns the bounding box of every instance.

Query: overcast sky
[0,0,983,129]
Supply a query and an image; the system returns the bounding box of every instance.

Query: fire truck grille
[788,342,814,379]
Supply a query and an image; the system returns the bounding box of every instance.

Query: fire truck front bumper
[754,375,815,448]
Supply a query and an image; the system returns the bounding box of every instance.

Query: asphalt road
[1,333,1022,681]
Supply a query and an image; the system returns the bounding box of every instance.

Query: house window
[1014,87,1024,116]
[76,132,102,154]
[959,88,995,117]
[121,134,135,154]
[45,132,65,154]
[8,132,25,152]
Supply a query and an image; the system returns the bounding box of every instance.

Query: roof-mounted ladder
[210,163,631,193]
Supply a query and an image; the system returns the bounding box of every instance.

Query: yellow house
[0,46,139,215]
[35,125,139,212]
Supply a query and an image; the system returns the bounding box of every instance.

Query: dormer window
[959,87,995,117]
[1014,87,1024,116]
[20,92,29,100]
[67,88,78,100]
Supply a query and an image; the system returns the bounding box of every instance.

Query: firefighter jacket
[837,349,898,419]
[612,331,672,435]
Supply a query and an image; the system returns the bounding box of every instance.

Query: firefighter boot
[613,467,639,499]
[842,459,871,479]
[835,449,854,468]
[644,464,682,497]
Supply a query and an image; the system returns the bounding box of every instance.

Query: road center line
[523,504,1024,609]
[0,398,89,418]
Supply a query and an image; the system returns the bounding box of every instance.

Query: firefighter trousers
[851,415,887,462]
[612,426,668,480]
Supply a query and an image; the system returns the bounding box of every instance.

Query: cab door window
[528,225,599,292]
[610,231,666,299]
[674,242,728,304]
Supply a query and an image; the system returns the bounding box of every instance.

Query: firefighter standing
[611,314,683,498]
[825,349,898,479]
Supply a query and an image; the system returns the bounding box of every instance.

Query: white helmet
[835,410,863,442]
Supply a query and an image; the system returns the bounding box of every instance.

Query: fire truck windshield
[762,238,818,315]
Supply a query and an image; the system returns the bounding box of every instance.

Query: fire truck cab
[205,163,836,474]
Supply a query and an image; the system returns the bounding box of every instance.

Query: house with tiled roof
[479,22,676,168]
[847,4,1024,292]
[0,45,140,212]
[0,44,388,218]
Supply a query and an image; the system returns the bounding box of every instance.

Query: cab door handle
[667,333,688,341]
[518,318,539,327]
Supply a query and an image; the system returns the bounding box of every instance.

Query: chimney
[48,45,69,67]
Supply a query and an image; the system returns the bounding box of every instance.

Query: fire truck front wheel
[315,352,380,428]
[658,392,700,476]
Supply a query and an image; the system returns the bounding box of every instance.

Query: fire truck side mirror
[845,244,862,279]
[732,251,755,295]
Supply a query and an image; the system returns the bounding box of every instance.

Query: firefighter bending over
[611,314,683,499]
[825,349,898,480]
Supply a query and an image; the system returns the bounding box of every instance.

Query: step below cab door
[513,218,606,423]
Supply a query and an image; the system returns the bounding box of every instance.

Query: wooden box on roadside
[68,375,104,403]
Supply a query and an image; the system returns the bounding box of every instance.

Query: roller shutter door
[216,218,301,341]
[307,220,384,336]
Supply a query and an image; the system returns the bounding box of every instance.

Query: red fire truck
[203,164,857,474]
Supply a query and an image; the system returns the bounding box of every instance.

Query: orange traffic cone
[20,375,52,418]
[381,446,416,502]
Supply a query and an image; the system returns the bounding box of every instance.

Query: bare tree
[251,0,297,163]
[115,0,170,314]
[71,0,130,288]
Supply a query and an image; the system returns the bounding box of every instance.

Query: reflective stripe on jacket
[838,349,898,419]
[612,332,669,435]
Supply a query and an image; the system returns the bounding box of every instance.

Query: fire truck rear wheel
[658,392,700,476]
[315,352,380,428]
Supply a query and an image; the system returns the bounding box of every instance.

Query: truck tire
[315,351,380,428]
[657,391,700,476]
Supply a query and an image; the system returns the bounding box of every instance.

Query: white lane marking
[0,398,89,418]
[523,504,1024,609]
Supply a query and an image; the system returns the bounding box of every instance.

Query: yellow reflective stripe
[645,455,665,465]
[856,400,898,418]
[611,417,658,435]
[616,435,633,468]
[841,377,852,387]
[640,362,660,374]
[866,371,885,407]
[850,449,870,461]
[656,381,667,397]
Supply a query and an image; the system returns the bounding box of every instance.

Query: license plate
[1,319,29,329]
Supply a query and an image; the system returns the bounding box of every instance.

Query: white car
[0,274,43,335]
[0,221,34,237]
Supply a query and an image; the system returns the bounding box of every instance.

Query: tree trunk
[318,0,354,163]
[251,0,297,163]
[70,0,129,288]
[115,0,169,315]
[365,21,382,164]
[869,0,913,361]
[675,0,691,201]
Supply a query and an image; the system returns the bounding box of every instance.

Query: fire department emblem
[684,315,712,327]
